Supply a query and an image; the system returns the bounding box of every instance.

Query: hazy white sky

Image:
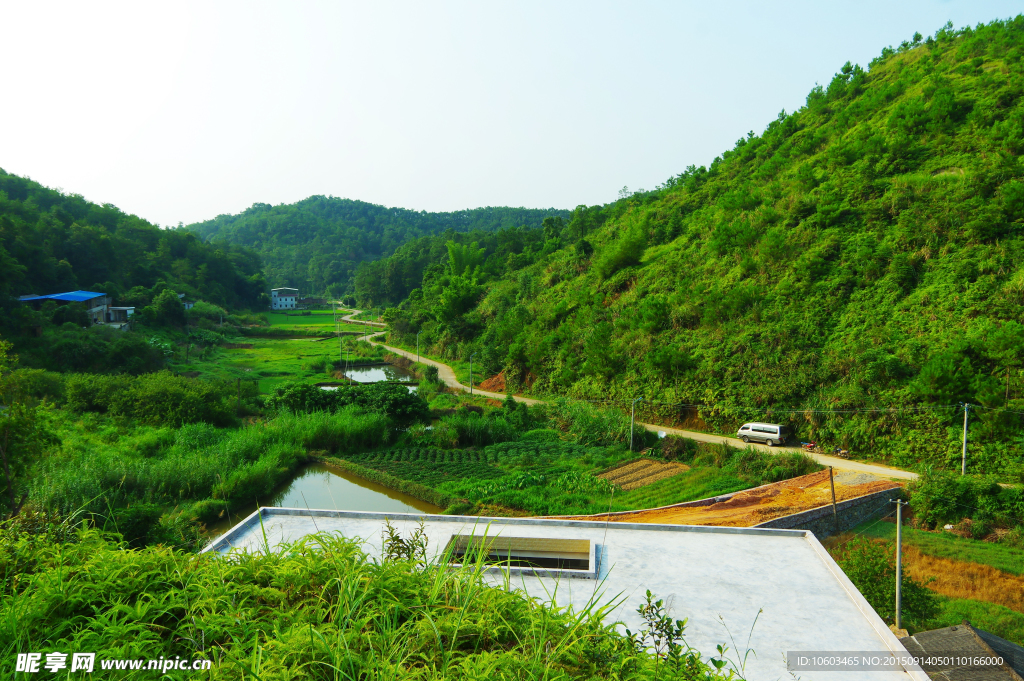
[1,1,1020,227]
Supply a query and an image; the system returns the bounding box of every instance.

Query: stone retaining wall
[754,487,904,539]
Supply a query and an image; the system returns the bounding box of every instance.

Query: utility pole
[416,331,421,363]
[960,402,970,475]
[892,499,907,632]
[469,353,476,395]
[630,397,643,451]
[829,466,839,535]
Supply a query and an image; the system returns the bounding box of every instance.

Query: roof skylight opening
[445,535,598,579]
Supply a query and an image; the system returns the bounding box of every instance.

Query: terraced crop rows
[598,458,689,491]
[347,448,506,487]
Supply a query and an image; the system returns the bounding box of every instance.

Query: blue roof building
[18,290,107,303]
[18,291,118,326]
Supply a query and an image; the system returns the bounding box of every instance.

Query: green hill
[187,196,569,299]
[385,18,1024,476]
[0,170,265,309]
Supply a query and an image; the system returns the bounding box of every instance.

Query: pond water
[205,462,441,538]
[344,364,417,383]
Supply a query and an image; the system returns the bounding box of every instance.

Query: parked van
[736,422,790,446]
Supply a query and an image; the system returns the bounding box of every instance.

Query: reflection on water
[205,462,441,537]
[345,364,416,383]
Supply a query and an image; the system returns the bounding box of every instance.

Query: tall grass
[0,526,731,679]
[30,407,393,525]
[902,545,1024,614]
[543,398,651,447]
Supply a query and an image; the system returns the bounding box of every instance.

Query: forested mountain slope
[187,197,568,298]
[387,18,1024,475]
[0,170,265,309]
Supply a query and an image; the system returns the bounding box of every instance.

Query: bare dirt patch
[478,371,507,392]
[568,469,902,526]
[598,459,690,491]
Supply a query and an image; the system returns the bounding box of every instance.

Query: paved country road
[348,317,918,481]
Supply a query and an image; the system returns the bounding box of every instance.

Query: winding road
[341,309,917,481]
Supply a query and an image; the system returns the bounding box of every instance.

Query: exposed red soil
[563,469,903,527]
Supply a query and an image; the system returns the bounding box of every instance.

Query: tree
[432,275,481,325]
[446,240,485,278]
[140,289,187,328]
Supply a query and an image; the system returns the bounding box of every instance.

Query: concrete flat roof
[204,508,928,681]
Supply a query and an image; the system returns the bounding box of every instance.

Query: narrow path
[339,308,386,328]
[357,326,917,481]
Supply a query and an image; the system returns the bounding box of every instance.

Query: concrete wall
[754,487,903,539]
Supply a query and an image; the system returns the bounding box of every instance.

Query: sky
[1,1,1022,227]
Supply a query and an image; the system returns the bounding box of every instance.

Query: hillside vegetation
[187,196,569,300]
[0,170,266,310]
[386,18,1024,476]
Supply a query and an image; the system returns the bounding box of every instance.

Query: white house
[270,287,299,310]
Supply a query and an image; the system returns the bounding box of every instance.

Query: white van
[736,422,790,447]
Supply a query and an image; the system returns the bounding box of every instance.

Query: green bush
[64,372,233,426]
[910,471,1009,529]
[0,368,64,405]
[273,381,429,423]
[831,536,938,630]
[521,428,561,442]
[137,289,186,328]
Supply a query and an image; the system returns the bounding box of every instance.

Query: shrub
[594,224,646,279]
[273,381,429,423]
[910,471,1006,529]
[831,536,937,629]
[429,411,520,449]
[138,289,186,328]
[109,372,233,426]
[65,372,233,426]
[0,369,64,405]
[545,398,649,447]
[521,428,561,442]
[660,435,694,461]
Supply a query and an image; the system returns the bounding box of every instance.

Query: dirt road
[355,324,917,481]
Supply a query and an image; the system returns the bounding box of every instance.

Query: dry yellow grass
[903,545,1024,613]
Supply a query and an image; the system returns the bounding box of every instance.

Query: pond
[344,363,417,384]
[205,462,441,538]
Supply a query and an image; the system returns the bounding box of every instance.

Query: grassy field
[930,597,1024,646]
[854,519,1024,576]
[842,518,1024,644]
[173,335,388,392]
